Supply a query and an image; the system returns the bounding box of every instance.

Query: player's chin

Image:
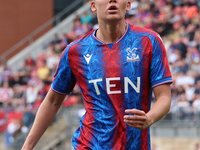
[105,18,122,24]
[106,15,122,21]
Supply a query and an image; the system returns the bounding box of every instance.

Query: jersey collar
[93,23,129,45]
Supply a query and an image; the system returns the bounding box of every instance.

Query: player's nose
[109,0,117,3]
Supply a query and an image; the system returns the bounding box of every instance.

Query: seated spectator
[29,68,44,90]
[186,5,198,20]
[25,55,35,68]
[53,42,65,56]
[5,119,20,148]
[37,61,51,84]
[90,11,98,27]
[16,62,29,85]
[5,118,28,148]
[186,44,199,65]
[182,14,192,29]
[185,84,195,103]
[74,14,81,23]
[82,23,93,34]
[33,95,43,111]
[60,33,68,46]
[194,80,200,96]
[13,119,28,138]
[0,64,12,86]
[51,34,62,45]
[176,93,193,120]
[46,50,60,74]
[12,84,25,108]
[23,105,35,127]
[193,97,200,113]
[0,81,14,107]
[126,0,139,17]
[66,31,78,44]
[73,19,85,37]
[80,11,92,24]
[176,71,195,86]
[24,80,40,106]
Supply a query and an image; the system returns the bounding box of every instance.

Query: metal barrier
[151,112,200,137]
[9,105,84,150]
[7,105,200,150]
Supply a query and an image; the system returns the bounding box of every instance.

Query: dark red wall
[0,0,53,59]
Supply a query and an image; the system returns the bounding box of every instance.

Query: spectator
[51,34,62,45]
[46,50,60,74]
[16,62,29,85]
[193,98,200,114]
[195,80,200,96]
[37,61,51,84]
[80,11,93,24]
[73,18,85,37]
[25,55,35,68]
[5,119,20,148]
[24,80,40,106]
[176,71,195,86]
[53,42,65,56]
[12,84,25,108]
[176,93,193,120]
[23,105,35,127]
[90,11,98,27]
[0,81,14,107]
[13,119,28,138]
[126,0,139,17]
[0,64,12,86]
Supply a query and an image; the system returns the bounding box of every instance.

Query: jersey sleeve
[150,34,172,88]
[51,46,76,94]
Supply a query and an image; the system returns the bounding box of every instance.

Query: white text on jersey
[88,77,141,95]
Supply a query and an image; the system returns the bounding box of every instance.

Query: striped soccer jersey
[52,23,172,150]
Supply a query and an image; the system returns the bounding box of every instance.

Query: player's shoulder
[71,30,95,45]
[129,24,159,39]
[62,30,95,55]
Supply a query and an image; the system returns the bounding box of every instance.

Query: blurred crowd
[125,0,200,121]
[0,0,200,148]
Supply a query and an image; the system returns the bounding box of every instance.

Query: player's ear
[91,1,97,12]
[126,1,131,12]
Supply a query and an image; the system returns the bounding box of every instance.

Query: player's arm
[124,83,171,130]
[21,88,66,150]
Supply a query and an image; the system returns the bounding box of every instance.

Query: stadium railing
[9,104,85,150]
[9,104,200,150]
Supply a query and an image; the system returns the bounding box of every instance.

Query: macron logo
[84,54,93,65]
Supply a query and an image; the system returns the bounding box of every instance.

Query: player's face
[91,0,131,23]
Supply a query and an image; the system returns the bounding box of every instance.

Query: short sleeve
[150,34,172,88]
[51,46,76,94]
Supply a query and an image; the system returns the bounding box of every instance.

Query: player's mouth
[108,5,118,13]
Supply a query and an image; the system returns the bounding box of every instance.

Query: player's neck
[96,21,127,44]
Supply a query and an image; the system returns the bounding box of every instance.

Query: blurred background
[0,0,199,149]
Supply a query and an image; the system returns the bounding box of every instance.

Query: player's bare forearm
[21,89,66,150]
[124,84,171,130]
[147,84,171,125]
